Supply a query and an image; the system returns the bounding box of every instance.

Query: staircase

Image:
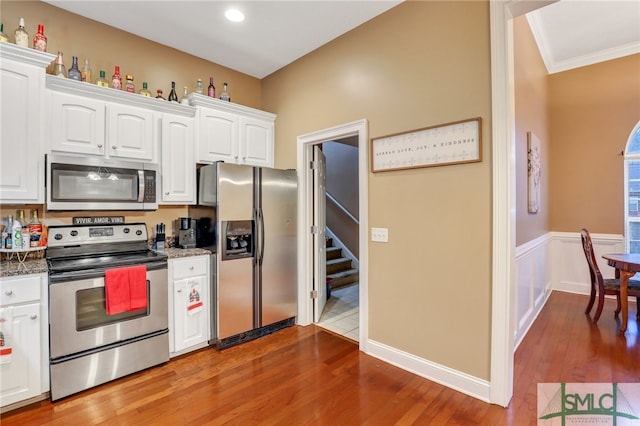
[326,237,359,289]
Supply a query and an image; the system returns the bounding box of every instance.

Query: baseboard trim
[366,339,491,403]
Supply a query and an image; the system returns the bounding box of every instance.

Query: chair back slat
[580,228,604,286]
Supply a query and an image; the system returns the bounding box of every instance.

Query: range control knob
[70,230,78,237]
[123,228,130,234]
[136,230,143,236]
[54,233,63,240]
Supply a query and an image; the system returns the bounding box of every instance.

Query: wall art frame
[370,117,482,173]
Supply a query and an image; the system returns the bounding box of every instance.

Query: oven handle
[49,261,167,283]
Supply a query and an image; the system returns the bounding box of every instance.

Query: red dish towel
[105,265,148,315]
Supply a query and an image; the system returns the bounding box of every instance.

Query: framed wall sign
[371,117,482,172]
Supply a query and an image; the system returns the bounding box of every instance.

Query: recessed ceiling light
[225,9,245,22]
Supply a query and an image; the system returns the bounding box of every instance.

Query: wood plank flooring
[1,291,638,425]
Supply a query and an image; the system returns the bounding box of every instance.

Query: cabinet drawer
[171,256,208,280]
[0,275,41,306]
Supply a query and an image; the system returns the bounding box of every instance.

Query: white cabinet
[168,256,210,355]
[190,94,275,167]
[0,273,48,409]
[0,44,55,203]
[48,88,154,161]
[161,114,196,204]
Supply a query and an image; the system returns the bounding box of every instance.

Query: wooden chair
[580,228,640,323]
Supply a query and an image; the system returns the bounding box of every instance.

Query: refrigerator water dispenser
[221,220,254,260]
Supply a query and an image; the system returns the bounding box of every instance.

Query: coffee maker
[175,217,196,249]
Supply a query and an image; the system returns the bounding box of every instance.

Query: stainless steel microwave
[46,154,158,211]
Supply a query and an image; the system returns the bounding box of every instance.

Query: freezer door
[258,167,298,326]
[217,162,254,221]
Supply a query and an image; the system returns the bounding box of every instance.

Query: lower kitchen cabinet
[0,273,49,409]
[168,256,210,356]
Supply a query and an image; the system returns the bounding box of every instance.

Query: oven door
[49,267,168,359]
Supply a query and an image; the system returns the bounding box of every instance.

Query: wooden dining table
[602,253,640,333]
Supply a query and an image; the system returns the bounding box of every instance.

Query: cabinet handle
[30,314,38,320]
[97,144,103,148]
[189,266,194,270]
[4,290,13,296]
[112,146,117,150]
[177,289,183,293]
[165,192,170,195]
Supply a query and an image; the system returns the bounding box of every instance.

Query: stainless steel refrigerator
[197,162,297,349]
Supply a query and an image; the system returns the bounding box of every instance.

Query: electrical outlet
[371,227,388,242]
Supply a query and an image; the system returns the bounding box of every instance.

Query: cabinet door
[198,108,237,163]
[0,303,41,407]
[173,274,209,353]
[0,59,43,202]
[49,91,106,156]
[106,104,154,161]
[161,114,195,204]
[239,116,274,168]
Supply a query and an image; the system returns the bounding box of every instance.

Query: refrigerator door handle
[258,207,265,265]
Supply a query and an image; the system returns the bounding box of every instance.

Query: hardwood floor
[2,291,638,425]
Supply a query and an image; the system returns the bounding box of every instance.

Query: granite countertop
[163,247,215,259]
[0,247,215,278]
[0,257,48,278]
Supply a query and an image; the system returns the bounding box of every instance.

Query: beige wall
[514,16,550,246]
[0,0,262,234]
[263,1,493,380]
[548,54,640,235]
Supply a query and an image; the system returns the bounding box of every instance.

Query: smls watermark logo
[538,383,640,425]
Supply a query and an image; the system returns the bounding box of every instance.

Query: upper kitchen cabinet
[161,113,196,204]
[189,94,275,168]
[0,44,55,203]
[45,76,195,164]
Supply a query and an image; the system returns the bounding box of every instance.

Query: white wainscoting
[514,233,552,349]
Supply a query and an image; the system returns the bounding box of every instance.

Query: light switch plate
[371,227,388,242]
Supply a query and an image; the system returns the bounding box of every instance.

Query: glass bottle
[12,212,22,249]
[28,209,42,248]
[17,210,29,249]
[180,86,189,104]
[0,24,8,43]
[95,70,109,87]
[33,24,47,52]
[220,82,230,102]
[111,65,122,90]
[5,215,13,250]
[14,17,28,48]
[139,82,152,97]
[52,51,67,77]
[195,78,203,95]
[67,56,82,81]
[207,77,216,98]
[125,74,135,93]
[167,81,178,102]
[155,89,165,100]
[81,58,92,82]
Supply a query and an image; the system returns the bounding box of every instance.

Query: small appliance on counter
[175,217,196,249]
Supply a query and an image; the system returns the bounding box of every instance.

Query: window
[624,123,640,253]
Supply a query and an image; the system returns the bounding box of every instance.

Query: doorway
[296,119,369,351]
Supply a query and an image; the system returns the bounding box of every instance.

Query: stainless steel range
[46,223,169,401]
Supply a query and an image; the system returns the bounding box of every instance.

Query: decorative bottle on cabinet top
[167,81,178,102]
[52,52,67,77]
[111,66,122,90]
[139,82,152,97]
[67,56,82,81]
[207,77,215,98]
[33,24,47,52]
[14,17,28,47]
[95,70,109,87]
[81,58,92,82]
[220,82,230,102]
[155,89,165,100]
[0,24,8,43]
[125,75,135,93]
[195,78,203,94]
[181,86,189,104]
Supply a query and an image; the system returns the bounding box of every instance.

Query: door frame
[296,119,369,350]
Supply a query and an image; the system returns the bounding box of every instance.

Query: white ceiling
[527,0,640,74]
[43,0,403,79]
[43,1,640,79]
